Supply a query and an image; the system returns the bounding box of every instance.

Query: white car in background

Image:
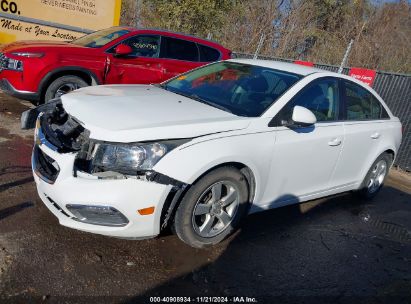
[26,59,402,248]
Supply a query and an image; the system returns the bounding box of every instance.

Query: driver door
[263,77,345,205]
[104,35,164,84]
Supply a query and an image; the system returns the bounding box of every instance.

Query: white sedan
[27,59,402,248]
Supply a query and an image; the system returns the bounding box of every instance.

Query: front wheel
[44,75,88,102]
[173,167,249,248]
[358,152,392,199]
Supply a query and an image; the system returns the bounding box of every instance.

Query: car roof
[228,58,327,76]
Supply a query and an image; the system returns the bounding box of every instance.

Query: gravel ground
[0,92,410,304]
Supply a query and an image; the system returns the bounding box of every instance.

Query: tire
[44,75,88,102]
[173,167,249,248]
[357,152,392,199]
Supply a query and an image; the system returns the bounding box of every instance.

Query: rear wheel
[44,75,88,102]
[358,152,392,199]
[173,167,249,248]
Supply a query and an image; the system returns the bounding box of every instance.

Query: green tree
[121,0,411,73]
[140,0,234,39]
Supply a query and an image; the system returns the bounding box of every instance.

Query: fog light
[66,204,129,227]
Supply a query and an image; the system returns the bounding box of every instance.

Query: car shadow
[121,186,411,304]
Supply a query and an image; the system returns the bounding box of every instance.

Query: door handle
[328,138,342,146]
[371,132,380,139]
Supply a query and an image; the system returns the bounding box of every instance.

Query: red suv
[0,27,231,103]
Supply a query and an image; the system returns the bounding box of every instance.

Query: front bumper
[32,142,173,239]
[0,78,39,102]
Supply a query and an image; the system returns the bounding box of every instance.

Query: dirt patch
[0,116,33,140]
[0,234,16,285]
[0,93,33,117]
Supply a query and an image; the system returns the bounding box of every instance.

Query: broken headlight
[90,139,189,174]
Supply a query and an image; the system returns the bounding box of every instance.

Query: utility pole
[338,22,366,73]
[338,39,353,73]
[253,34,265,59]
[135,0,142,27]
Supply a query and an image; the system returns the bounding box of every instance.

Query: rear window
[160,36,199,62]
[344,81,389,120]
[198,44,221,62]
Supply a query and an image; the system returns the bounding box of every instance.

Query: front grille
[45,195,71,218]
[0,53,7,70]
[33,146,60,183]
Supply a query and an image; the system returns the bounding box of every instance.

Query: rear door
[105,35,164,84]
[159,36,203,81]
[264,77,345,202]
[331,80,391,187]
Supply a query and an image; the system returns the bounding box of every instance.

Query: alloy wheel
[192,181,240,238]
[367,159,387,194]
[54,83,81,98]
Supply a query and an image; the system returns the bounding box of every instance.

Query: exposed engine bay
[40,103,90,152]
[22,98,90,152]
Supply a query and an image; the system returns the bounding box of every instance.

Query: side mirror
[114,44,133,57]
[283,106,317,128]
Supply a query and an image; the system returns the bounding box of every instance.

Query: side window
[344,81,389,120]
[121,35,160,57]
[373,95,390,119]
[160,36,199,62]
[198,44,220,62]
[276,78,340,123]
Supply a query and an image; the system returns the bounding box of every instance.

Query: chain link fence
[233,52,411,171]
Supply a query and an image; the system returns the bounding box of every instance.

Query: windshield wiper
[153,83,166,90]
[190,94,232,114]
[167,89,232,114]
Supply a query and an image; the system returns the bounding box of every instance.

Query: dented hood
[61,85,251,142]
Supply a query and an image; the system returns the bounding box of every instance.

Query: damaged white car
[23,59,402,248]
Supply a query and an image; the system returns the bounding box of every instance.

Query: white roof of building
[228,58,327,76]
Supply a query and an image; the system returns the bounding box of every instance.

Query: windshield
[71,28,130,48]
[163,62,302,117]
